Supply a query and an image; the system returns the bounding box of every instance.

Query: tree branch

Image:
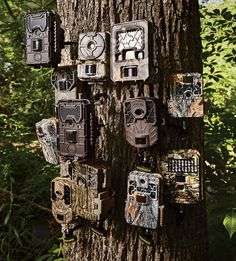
[3,0,15,20]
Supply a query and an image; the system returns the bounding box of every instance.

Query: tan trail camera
[77,32,109,81]
[73,162,114,223]
[124,98,158,148]
[51,162,114,225]
[168,73,203,117]
[24,11,64,67]
[51,67,78,102]
[161,149,202,204]
[111,20,154,82]
[57,99,91,159]
[125,170,163,230]
[51,177,77,224]
[36,118,59,165]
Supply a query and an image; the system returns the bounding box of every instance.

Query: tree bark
[57,0,208,260]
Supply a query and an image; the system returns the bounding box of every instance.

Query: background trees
[0,0,235,260]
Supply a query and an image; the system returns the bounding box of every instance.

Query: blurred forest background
[0,0,235,260]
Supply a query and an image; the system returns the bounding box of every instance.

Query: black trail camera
[125,170,163,230]
[168,73,203,118]
[25,11,64,67]
[73,161,114,224]
[124,98,158,148]
[36,118,59,165]
[77,32,109,81]
[51,67,78,102]
[161,149,202,204]
[111,20,153,82]
[51,177,76,224]
[57,99,91,158]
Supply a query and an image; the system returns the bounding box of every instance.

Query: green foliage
[0,0,61,260]
[201,0,236,260]
[223,209,236,239]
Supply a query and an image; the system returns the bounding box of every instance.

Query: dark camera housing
[24,10,64,67]
[57,99,92,159]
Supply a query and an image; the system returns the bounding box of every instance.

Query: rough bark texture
[57,0,208,260]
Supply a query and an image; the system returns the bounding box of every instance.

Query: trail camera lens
[111,20,151,82]
[124,98,158,148]
[77,32,109,81]
[25,11,64,67]
[161,149,202,204]
[32,39,42,51]
[125,170,162,229]
[168,73,203,117]
[85,64,96,75]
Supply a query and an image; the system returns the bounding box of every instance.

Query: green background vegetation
[0,0,235,260]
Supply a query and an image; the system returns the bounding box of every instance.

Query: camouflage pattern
[51,67,78,102]
[168,73,203,117]
[77,32,109,81]
[57,99,91,158]
[51,177,77,224]
[73,161,114,222]
[125,170,162,230]
[35,118,59,164]
[124,98,158,148]
[51,162,114,225]
[160,149,202,204]
[24,11,64,67]
[111,20,150,82]
[59,160,73,177]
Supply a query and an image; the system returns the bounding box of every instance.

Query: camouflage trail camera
[125,170,163,230]
[168,73,203,117]
[161,149,202,204]
[57,99,91,158]
[73,161,114,223]
[124,98,158,148]
[51,67,78,102]
[77,32,109,81]
[51,177,77,224]
[111,20,153,82]
[25,11,64,67]
[36,118,59,165]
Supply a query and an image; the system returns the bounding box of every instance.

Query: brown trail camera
[111,20,154,82]
[124,98,158,148]
[125,170,163,230]
[51,67,78,102]
[77,32,109,81]
[57,99,91,158]
[51,176,77,224]
[161,149,202,204]
[36,118,59,165]
[168,73,203,118]
[73,161,114,223]
[24,11,64,67]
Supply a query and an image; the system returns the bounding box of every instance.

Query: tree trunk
[57,0,208,260]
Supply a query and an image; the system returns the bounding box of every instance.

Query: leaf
[35,254,51,261]
[223,209,236,238]
[4,211,11,225]
[13,227,23,246]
